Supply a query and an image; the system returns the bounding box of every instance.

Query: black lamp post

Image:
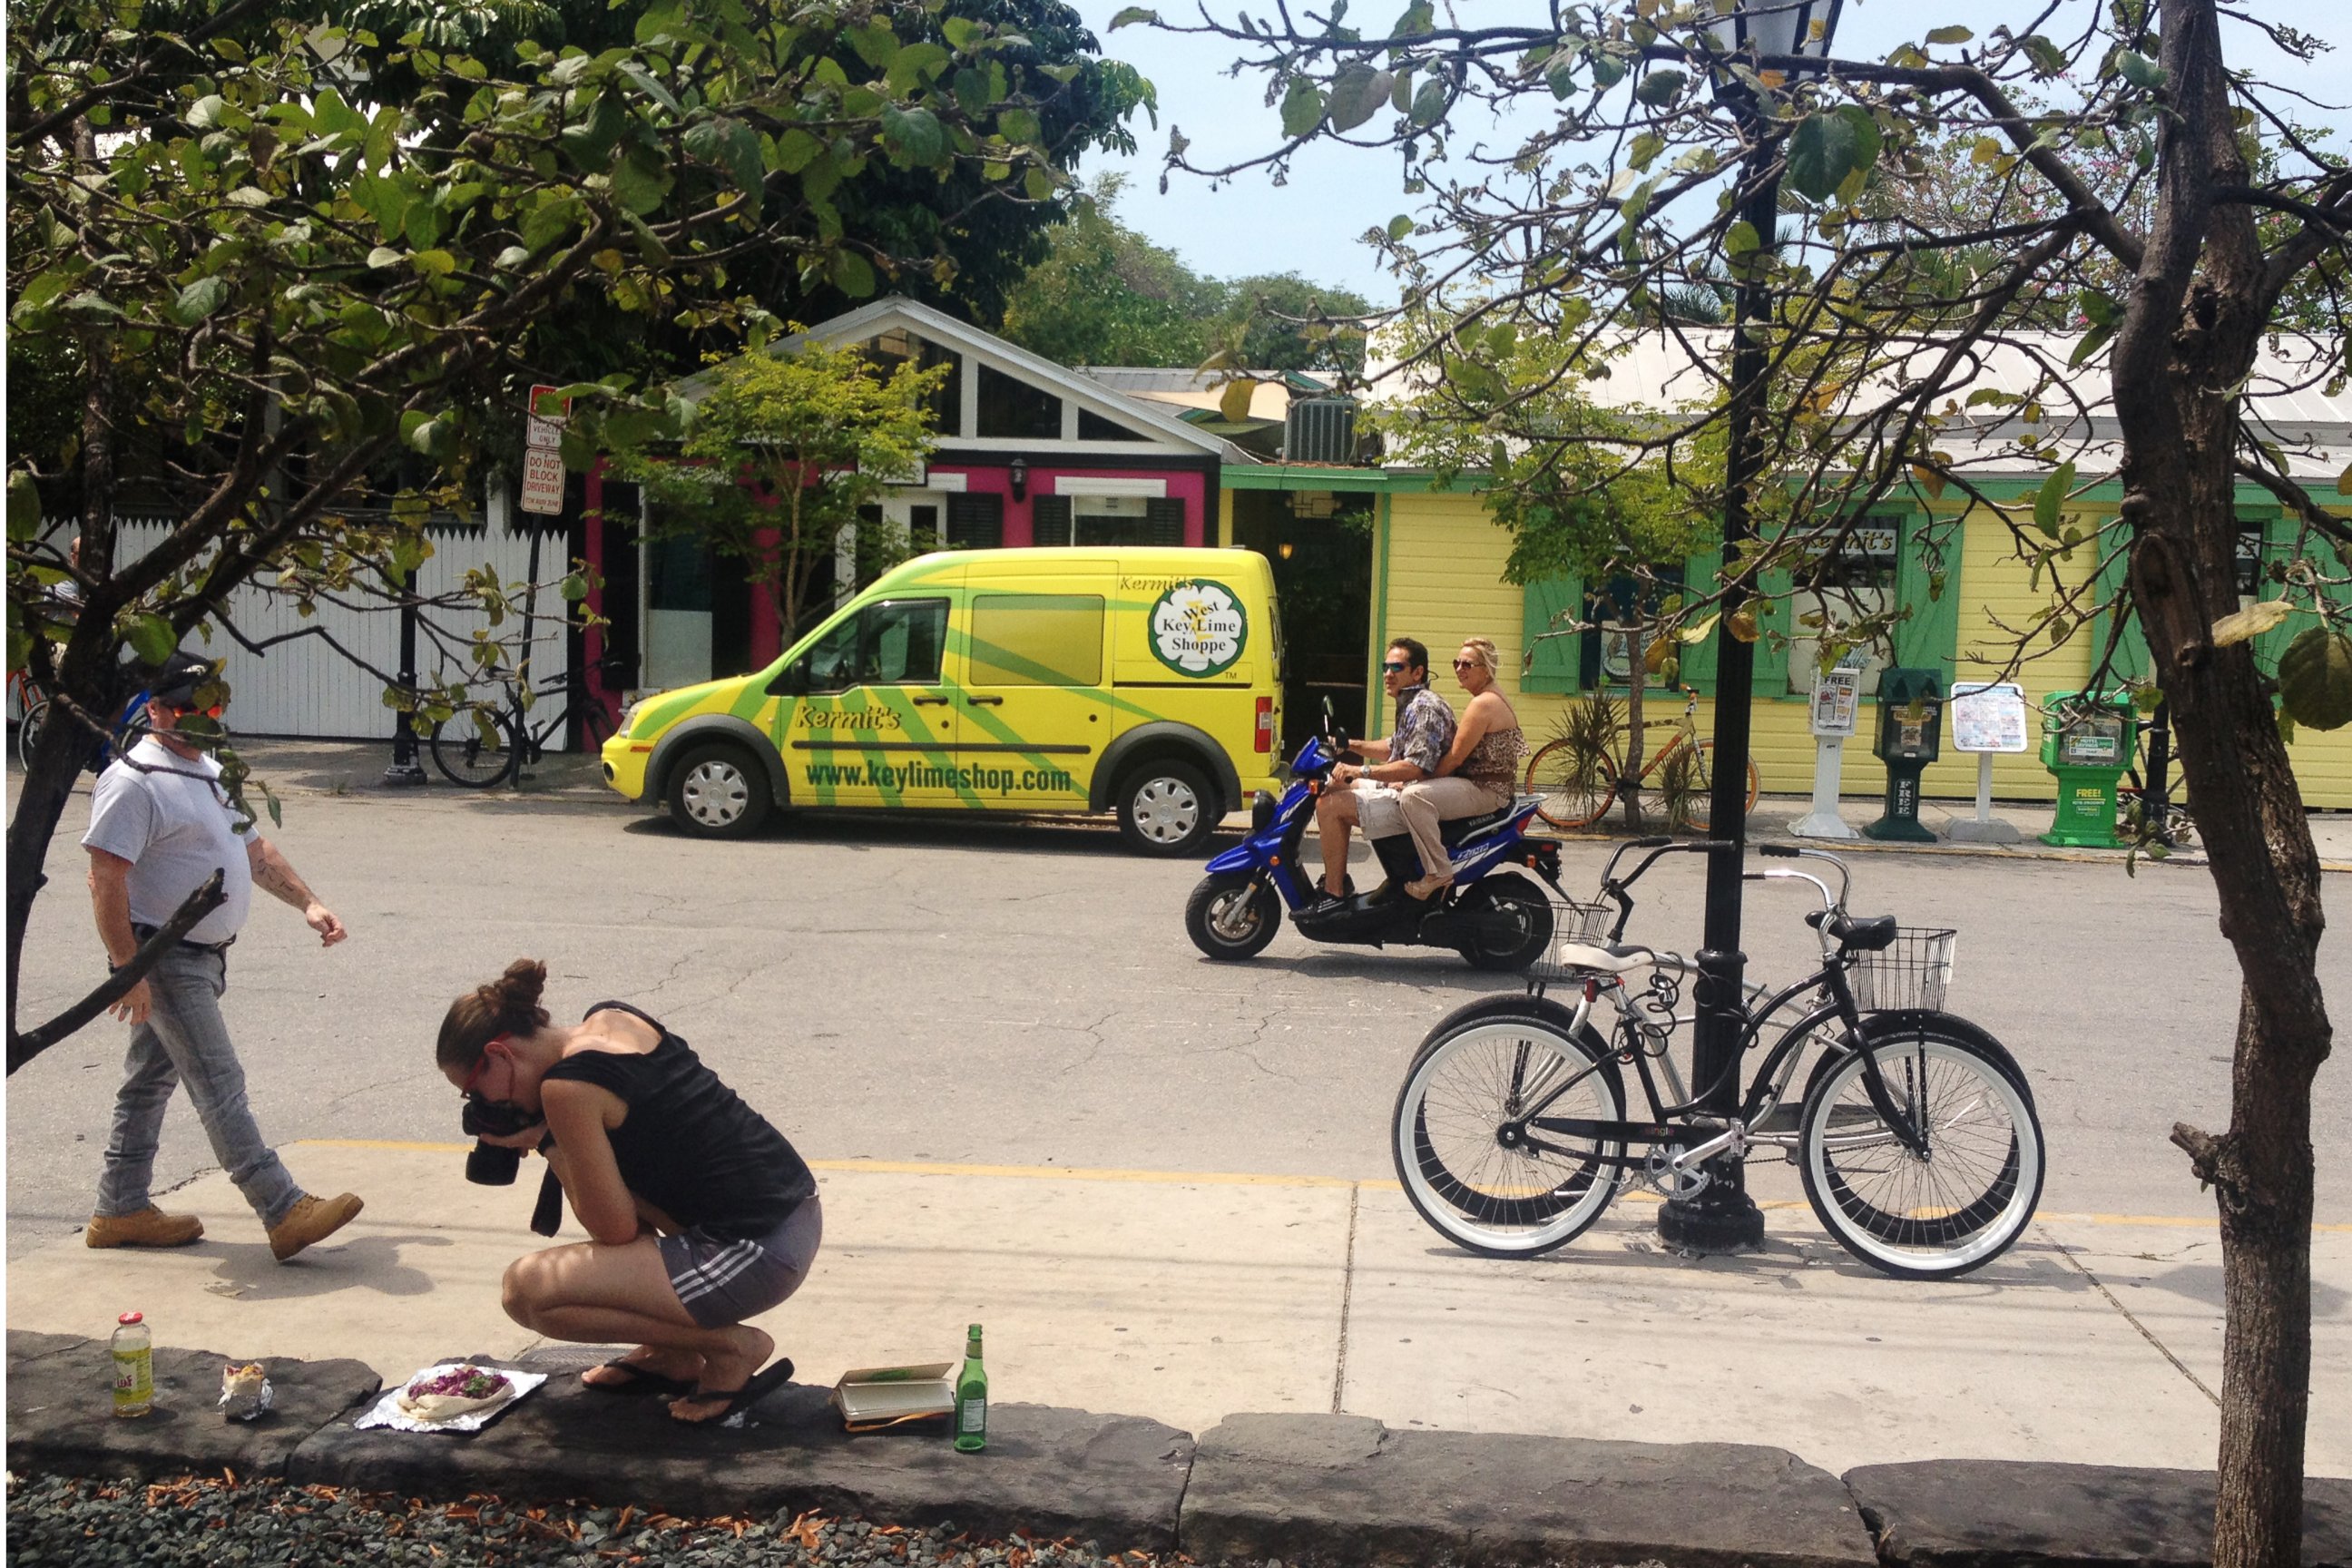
[1657,0,1841,1252]
[382,566,428,787]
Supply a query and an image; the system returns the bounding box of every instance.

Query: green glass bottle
[953,1323,987,1453]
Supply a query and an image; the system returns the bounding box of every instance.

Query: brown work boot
[267,1192,364,1262]
[85,1206,206,1250]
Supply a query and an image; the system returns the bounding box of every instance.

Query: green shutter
[1892,508,1961,682]
[1522,574,1583,694]
[1750,562,1793,696]
[1678,544,1723,694]
[2090,522,2152,685]
[2249,507,2294,674]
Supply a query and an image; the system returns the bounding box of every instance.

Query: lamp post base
[1657,1182,1766,1252]
[381,760,428,788]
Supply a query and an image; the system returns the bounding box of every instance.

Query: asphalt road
[10,780,2350,1259]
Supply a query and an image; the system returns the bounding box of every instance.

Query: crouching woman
[436,959,818,1425]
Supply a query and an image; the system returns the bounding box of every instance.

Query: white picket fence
[27,515,573,745]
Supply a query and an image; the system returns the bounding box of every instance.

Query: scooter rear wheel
[1455,872,1554,972]
[1185,872,1283,961]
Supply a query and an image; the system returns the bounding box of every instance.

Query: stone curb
[11,1333,2352,1566]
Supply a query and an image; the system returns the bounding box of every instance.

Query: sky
[1063,0,2352,306]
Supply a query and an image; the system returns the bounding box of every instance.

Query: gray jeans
[96,944,302,1228]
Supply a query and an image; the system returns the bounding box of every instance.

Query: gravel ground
[3,1473,1190,1568]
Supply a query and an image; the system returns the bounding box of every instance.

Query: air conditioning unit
[1284,397,1357,465]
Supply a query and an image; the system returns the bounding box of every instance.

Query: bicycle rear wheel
[1671,741,1761,836]
[1524,740,1618,830]
[1798,1023,2043,1279]
[1392,1011,1625,1258]
[431,710,520,789]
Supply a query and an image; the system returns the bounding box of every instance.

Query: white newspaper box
[1791,664,1865,839]
[1945,681,2029,843]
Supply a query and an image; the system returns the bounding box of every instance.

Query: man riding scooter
[1315,638,1455,906]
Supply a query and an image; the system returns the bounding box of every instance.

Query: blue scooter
[1184,706,1563,969]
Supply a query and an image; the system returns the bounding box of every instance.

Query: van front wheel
[1117,759,1218,856]
[666,743,773,839]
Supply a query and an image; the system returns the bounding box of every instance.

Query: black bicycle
[430,663,615,789]
[1390,839,2043,1280]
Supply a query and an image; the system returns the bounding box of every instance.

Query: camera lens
[466,1141,523,1186]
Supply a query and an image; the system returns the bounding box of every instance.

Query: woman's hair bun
[491,959,548,1029]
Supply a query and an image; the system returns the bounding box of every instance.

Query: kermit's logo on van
[797,707,906,732]
[1149,579,1247,678]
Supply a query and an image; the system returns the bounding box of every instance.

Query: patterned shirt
[1389,683,1458,776]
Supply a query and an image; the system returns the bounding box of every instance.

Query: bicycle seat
[1808,909,1897,951]
[1549,941,1658,975]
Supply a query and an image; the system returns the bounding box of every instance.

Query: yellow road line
[289,1142,2352,1230]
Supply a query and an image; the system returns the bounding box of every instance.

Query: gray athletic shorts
[658,1195,822,1328]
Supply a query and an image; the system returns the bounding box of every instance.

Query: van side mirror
[766,661,807,697]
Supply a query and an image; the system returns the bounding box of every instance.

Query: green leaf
[172,275,231,324]
[881,104,947,165]
[943,15,980,50]
[1408,76,1446,126]
[1387,213,1415,241]
[1327,62,1394,132]
[775,129,823,173]
[830,249,877,298]
[2033,460,2076,536]
[8,472,43,541]
[1784,105,1880,201]
[2278,628,2352,730]
[1107,6,1160,28]
[1629,131,1664,170]
[1280,76,1326,138]
[1392,2,1434,36]
[2018,34,2067,77]
[561,573,589,602]
[411,249,456,277]
[611,148,671,215]
[125,612,177,667]
[1588,52,1626,89]
[1632,70,1685,107]
[2068,322,2116,368]
[2337,463,2352,497]
[2115,49,2165,90]
[1926,24,1973,44]
[1725,220,1761,257]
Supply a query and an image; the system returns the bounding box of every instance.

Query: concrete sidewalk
[10,1141,2347,1481]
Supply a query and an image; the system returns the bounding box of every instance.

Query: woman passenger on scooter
[1396,637,1526,900]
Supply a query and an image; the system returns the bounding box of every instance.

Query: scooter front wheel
[1185,872,1283,961]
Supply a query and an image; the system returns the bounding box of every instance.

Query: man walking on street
[82,652,365,1262]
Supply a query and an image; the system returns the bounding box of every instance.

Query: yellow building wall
[1364,490,2352,809]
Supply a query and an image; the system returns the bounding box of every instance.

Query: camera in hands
[462,1096,536,1186]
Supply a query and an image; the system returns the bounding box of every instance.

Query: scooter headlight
[1251,790,1277,833]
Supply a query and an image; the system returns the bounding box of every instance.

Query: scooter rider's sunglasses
[1381,661,1411,674]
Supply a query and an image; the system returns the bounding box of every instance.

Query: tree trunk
[2110,5,2332,1566]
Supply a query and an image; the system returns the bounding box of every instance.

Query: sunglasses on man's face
[1382,662,1413,674]
[169,703,225,720]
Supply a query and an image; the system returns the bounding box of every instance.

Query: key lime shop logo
[1150,580,1247,678]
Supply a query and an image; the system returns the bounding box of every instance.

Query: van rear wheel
[1117,759,1217,856]
[667,743,772,839]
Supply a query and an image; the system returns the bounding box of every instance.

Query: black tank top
[542,1002,816,1241]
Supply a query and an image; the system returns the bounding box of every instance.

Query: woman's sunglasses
[1452,658,1479,671]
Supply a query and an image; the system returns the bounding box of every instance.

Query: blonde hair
[1457,637,1501,676]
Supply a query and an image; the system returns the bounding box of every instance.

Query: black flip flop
[668,1358,795,1427]
[583,1358,699,1397]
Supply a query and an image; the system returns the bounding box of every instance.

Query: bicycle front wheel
[431,710,520,789]
[1671,741,1761,836]
[1798,1024,2043,1280]
[1524,739,1618,830]
[1392,1012,1625,1258]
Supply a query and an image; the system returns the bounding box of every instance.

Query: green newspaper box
[2039,690,2136,848]
[1862,668,1945,843]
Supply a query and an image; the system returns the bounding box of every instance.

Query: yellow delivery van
[601,547,1285,854]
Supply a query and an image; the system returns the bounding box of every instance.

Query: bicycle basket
[1526,895,1617,984]
[1848,927,1957,1012]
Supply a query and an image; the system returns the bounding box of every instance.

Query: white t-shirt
[82,738,255,946]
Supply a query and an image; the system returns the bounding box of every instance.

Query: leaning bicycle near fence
[1390,839,2043,1279]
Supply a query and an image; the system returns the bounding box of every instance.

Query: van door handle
[965,695,1004,707]
[913,695,951,706]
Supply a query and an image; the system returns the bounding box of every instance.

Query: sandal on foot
[669,1358,796,1427]
[584,1358,699,1397]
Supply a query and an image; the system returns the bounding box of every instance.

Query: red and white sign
[520,383,570,515]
